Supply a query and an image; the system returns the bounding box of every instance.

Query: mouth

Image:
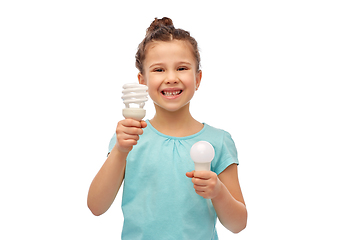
[161,89,183,97]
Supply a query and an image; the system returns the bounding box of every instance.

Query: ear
[195,70,202,90]
[138,72,146,85]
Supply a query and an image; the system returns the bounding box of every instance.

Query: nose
[165,70,179,85]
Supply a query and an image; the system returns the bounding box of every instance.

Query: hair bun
[136,17,200,73]
[146,17,174,34]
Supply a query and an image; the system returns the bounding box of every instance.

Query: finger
[195,190,210,199]
[193,171,212,180]
[122,119,142,128]
[115,139,136,152]
[122,127,143,136]
[120,133,140,141]
[140,120,147,128]
[194,185,207,192]
[195,189,207,197]
[185,171,195,178]
[191,177,207,186]
[121,139,138,146]
[117,123,144,136]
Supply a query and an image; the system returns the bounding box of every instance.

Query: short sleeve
[108,133,116,155]
[212,131,239,175]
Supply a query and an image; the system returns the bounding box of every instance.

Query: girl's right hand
[115,119,147,153]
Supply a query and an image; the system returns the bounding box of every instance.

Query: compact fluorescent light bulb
[122,83,148,121]
[190,141,215,171]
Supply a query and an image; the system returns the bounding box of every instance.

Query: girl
[88,17,247,240]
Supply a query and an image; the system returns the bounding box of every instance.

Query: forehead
[144,40,195,65]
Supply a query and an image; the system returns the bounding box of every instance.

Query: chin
[154,102,190,113]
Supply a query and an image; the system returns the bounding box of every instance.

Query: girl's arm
[87,147,127,216]
[87,119,146,216]
[186,164,247,233]
[212,164,247,233]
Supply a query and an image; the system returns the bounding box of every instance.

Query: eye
[153,68,164,72]
[177,67,188,71]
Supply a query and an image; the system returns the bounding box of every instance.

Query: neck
[150,103,203,137]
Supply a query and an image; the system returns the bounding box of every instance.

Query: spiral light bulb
[122,83,148,121]
[190,141,215,171]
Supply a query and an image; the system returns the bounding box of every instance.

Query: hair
[135,17,201,74]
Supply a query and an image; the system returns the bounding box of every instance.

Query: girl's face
[138,40,202,113]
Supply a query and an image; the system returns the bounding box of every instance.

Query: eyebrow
[148,61,192,69]
[178,61,192,66]
[149,63,163,69]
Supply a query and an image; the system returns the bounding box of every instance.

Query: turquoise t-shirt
[108,120,239,240]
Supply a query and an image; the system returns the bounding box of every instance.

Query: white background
[1,0,359,239]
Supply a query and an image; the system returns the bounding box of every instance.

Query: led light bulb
[122,83,148,121]
[190,141,215,171]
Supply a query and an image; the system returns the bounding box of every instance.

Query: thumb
[140,120,147,128]
[185,171,195,178]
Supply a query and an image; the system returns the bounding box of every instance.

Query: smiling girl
[88,17,247,240]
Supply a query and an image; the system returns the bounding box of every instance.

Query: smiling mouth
[161,90,183,96]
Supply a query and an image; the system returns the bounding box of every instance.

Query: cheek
[147,86,158,97]
[146,81,161,100]
[146,73,162,85]
[183,74,197,90]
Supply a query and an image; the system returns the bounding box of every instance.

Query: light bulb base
[194,162,211,171]
[123,108,146,121]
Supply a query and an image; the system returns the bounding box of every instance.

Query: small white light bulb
[190,141,215,171]
[122,83,148,121]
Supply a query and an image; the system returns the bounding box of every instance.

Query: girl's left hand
[186,171,223,199]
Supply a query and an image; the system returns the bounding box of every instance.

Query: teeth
[163,90,181,96]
